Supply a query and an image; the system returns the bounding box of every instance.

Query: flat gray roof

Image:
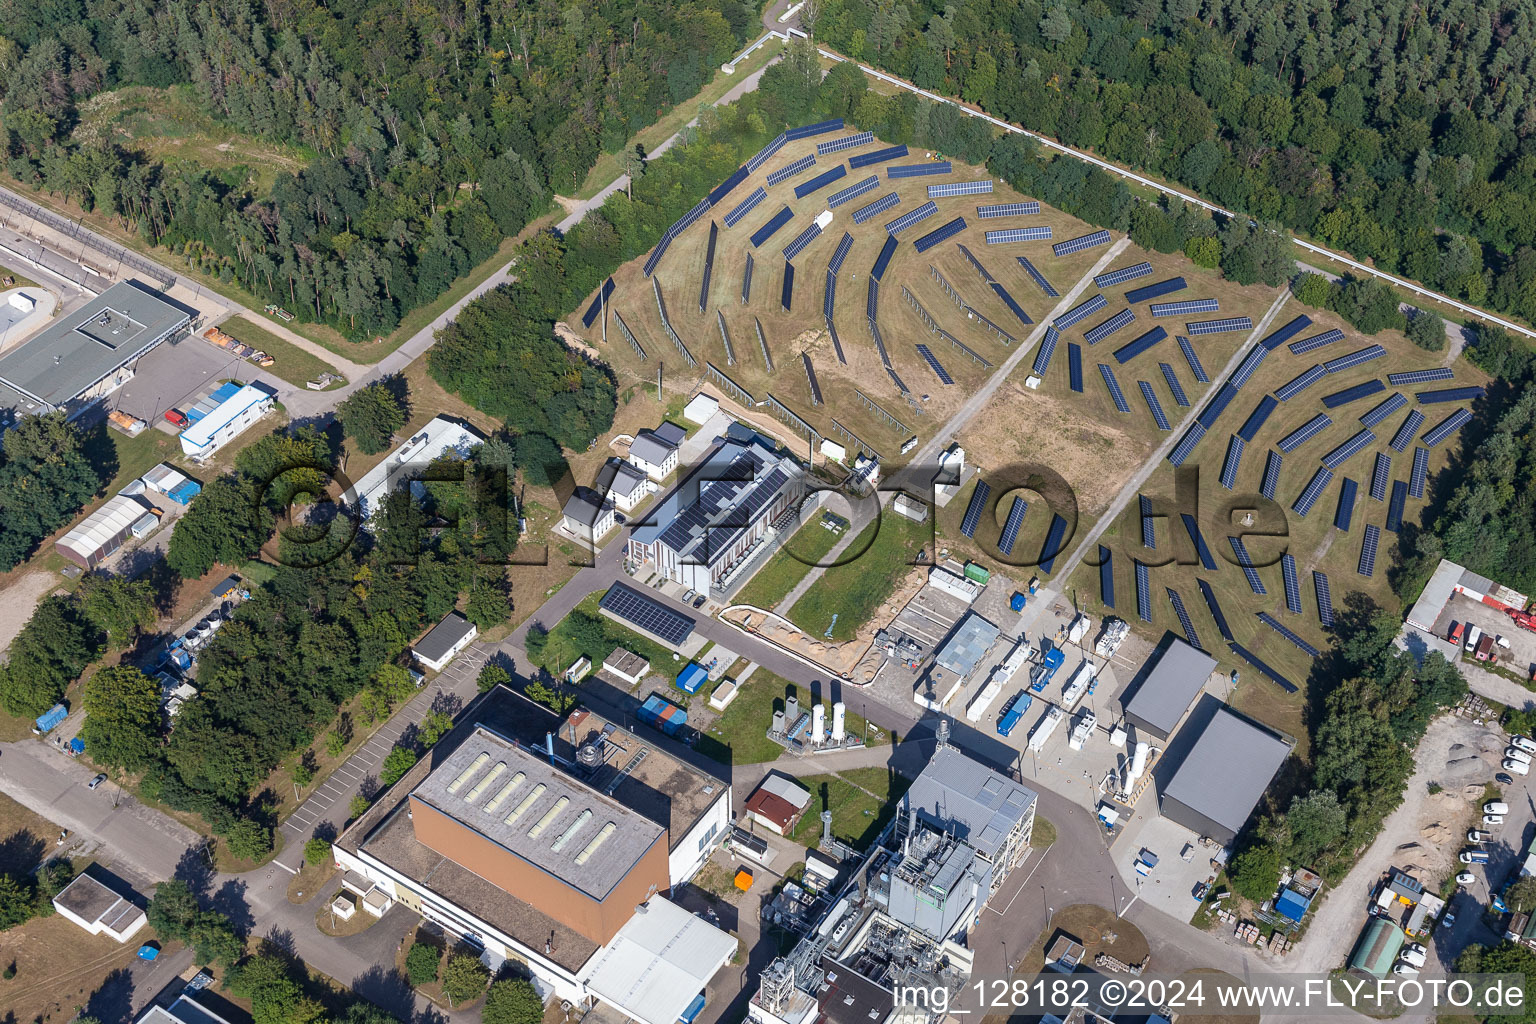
[1162,708,1292,836]
[902,745,1035,860]
[411,726,665,902]
[933,612,999,678]
[1121,638,1218,737]
[413,612,475,663]
[1406,558,1462,630]
[0,283,188,411]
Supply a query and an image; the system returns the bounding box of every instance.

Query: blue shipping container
[679,995,706,1024]
[166,480,202,504]
[997,692,1031,737]
[34,703,67,734]
[676,663,707,694]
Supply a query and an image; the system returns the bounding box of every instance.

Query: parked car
[1441,911,1456,929]
[1399,947,1428,968]
[1461,849,1491,864]
[163,409,189,428]
[1498,773,1516,785]
[1486,813,1506,826]
[1469,830,1493,843]
[1392,963,1419,976]
[1512,736,1536,755]
[86,773,106,790]
[1487,801,1510,815]
[1505,758,1530,776]
[682,589,695,604]
[1456,872,1477,885]
[692,594,707,608]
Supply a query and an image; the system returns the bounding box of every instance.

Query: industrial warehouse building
[178,383,275,461]
[0,282,190,422]
[916,611,1001,711]
[55,493,159,569]
[1119,637,1218,741]
[1158,706,1293,846]
[626,433,805,598]
[334,688,733,1022]
[343,415,485,521]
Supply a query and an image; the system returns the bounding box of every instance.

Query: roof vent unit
[577,743,603,769]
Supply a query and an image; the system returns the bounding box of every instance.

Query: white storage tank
[831,701,846,742]
[811,702,826,745]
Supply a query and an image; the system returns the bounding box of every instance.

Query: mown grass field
[787,510,930,642]
[732,512,847,611]
[788,765,911,851]
[216,316,344,390]
[696,668,882,766]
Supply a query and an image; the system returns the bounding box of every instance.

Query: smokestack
[820,810,833,848]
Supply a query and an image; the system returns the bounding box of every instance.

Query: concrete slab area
[1435,591,1536,676]
[1110,814,1213,922]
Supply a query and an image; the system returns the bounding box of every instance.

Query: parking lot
[112,335,289,429]
[1433,592,1536,678]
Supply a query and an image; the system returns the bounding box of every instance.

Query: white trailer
[1028,706,1064,752]
[1061,659,1096,709]
[965,677,1004,722]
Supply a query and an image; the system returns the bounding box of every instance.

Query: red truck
[163,409,189,428]
[1448,622,1466,646]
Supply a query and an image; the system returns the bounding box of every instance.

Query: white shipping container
[1027,706,1064,752]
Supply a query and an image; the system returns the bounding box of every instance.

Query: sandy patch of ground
[0,571,61,650]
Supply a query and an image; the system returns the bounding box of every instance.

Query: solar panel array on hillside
[916,343,954,384]
[998,496,1029,555]
[1422,407,1472,447]
[1288,328,1344,355]
[959,480,990,538]
[723,187,767,228]
[706,157,748,204]
[1149,298,1219,317]
[1321,379,1386,408]
[1182,513,1218,570]
[1261,450,1282,499]
[872,235,898,280]
[1323,344,1387,373]
[1134,561,1151,623]
[1187,317,1253,335]
[746,133,787,173]
[817,131,875,155]
[1322,428,1375,469]
[977,201,1041,218]
[1139,380,1171,429]
[913,217,966,253]
[1292,466,1334,516]
[1177,335,1209,382]
[848,144,908,169]
[1229,536,1267,595]
[1386,479,1408,532]
[1415,386,1485,404]
[1032,326,1059,376]
[1314,571,1335,627]
[1084,309,1137,345]
[1389,368,1455,385]
[1055,294,1108,331]
[1334,477,1357,531]
[1168,588,1200,649]
[1052,229,1112,255]
[887,161,952,178]
[1196,381,1239,429]
[1390,409,1425,451]
[1198,579,1234,642]
[886,201,938,235]
[1358,524,1380,577]
[1068,343,1084,393]
[1275,365,1326,401]
[852,192,901,224]
[1160,363,1189,406]
[1140,494,1156,549]
[1370,452,1391,500]
[1096,262,1154,288]
[986,226,1053,244]
[784,118,843,140]
[828,175,879,209]
[1258,612,1319,657]
[1124,277,1187,304]
[828,233,855,274]
[1278,413,1332,452]
[1016,257,1058,296]
[1167,422,1207,467]
[1115,327,1168,364]
[750,207,794,247]
[1359,392,1408,427]
[1099,364,1130,413]
[1039,514,1068,573]
[1409,447,1429,498]
[765,154,816,186]
[928,180,993,197]
[1220,434,1245,489]
[782,222,822,262]
[1259,315,1312,350]
[1237,395,1277,441]
[794,165,847,198]
[1281,554,1302,613]
[1229,345,1268,388]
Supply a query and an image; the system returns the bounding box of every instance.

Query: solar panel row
[1140,494,1156,549]
[1032,326,1059,376]
[986,226,1053,244]
[1275,365,1326,401]
[1039,514,1068,574]
[871,235,898,281]
[1099,545,1115,608]
[1292,466,1335,516]
[745,133,787,173]
[1135,560,1152,623]
[1415,386,1485,404]
[991,283,1034,327]
[1167,588,1201,650]
[1257,612,1320,657]
[1334,477,1357,532]
[1016,257,1058,296]
[1187,317,1253,335]
[1149,298,1219,317]
[916,343,954,384]
[848,144,908,169]
[784,118,843,140]
[1124,277,1188,304]
[1288,328,1345,355]
[998,496,1029,555]
[1409,447,1429,499]
[1068,342,1084,393]
[1052,229,1113,256]
[1095,262,1155,288]
[956,244,994,283]
[887,161,952,178]
[1323,344,1387,373]
[1386,479,1409,533]
[1220,434,1245,489]
[780,260,795,312]
[793,165,847,199]
[976,201,1041,218]
[1196,381,1240,430]
[1198,578,1234,642]
[750,206,794,248]
[1161,362,1190,406]
[959,480,991,538]
[1259,315,1313,351]
[1228,345,1269,388]
[1167,422,1207,467]
[1278,413,1332,452]
[1083,309,1137,346]
[823,270,836,321]
[765,154,816,186]
[851,192,901,224]
[912,217,966,254]
[1178,335,1209,382]
[1320,379,1386,408]
[1237,395,1278,441]
[723,187,767,229]
[1281,554,1302,614]
[828,232,855,275]
[817,131,875,155]
[1370,452,1391,500]
[1359,391,1408,427]
[1261,450,1282,499]
[742,253,754,303]
[1314,571,1335,627]
[1099,364,1131,413]
[927,180,993,197]
[1390,409,1426,451]
[782,222,822,262]
[1359,524,1381,577]
[1421,407,1472,447]
[1389,367,1456,386]
[1054,293,1109,331]
[1114,326,1168,364]
[1321,428,1376,469]
[1139,380,1171,429]
[885,201,939,235]
[827,175,880,210]
[1229,536,1267,595]
[1182,513,1218,570]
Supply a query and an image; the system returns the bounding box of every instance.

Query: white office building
[178,384,274,461]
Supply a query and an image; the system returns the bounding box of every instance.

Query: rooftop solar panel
[1160,362,1189,407]
[1084,309,1137,346]
[1390,409,1425,451]
[1416,385,1485,404]
[1198,578,1234,642]
[1321,428,1375,469]
[1321,379,1386,408]
[794,165,847,199]
[1275,365,1326,401]
[1281,553,1302,614]
[986,226,1053,244]
[828,175,880,210]
[1149,298,1219,317]
[1237,395,1278,442]
[998,496,1029,555]
[928,180,993,197]
[1334,477,1357,532]
[1177,334,1209,382]
[1220,434,1245,489]
[1139,380,1171,429]
[1052,229,1112,256]
[1167,422,1207,467]
[1114,326,1168,364]
[1124,277,1188,304]
[600,582,696,645]
[977,201,1041,218]
[782,221,823,262]
[1228,345,1269,388]
[848,144,908,169]
[1016,257,1058,296]
[1140,494,1156,550]
[852,192,901,224]
[1039,514,1068,574]
[1259,315,1313,351]
[887,161,952,179]
[1359,392,1408,427]
[916,343,954,385]
[1278,413,1332,452]
[1419,405,1468,445]
[1054,294,1109,331]
[1099,545,1115,608]
[1068,343,1084,393]
[1358,524,1380,577]
[1181,513,1218,571]
[1135,560,1152,623]
[1229,536,1267,595]
[1095,262,1155,288]
[886,201,939,235]
[1099,364,1131,413]
[1409,446,1429,499]
[1032,326,1059,376]
[1389,367,1456,386]
[1386,479,1408,533]
[1314,571,1335,627]
[1257,612,1319,657]
[765,154,816,186]
[1187,317,1253,335]
[1292,466,1334,517]
[1288,328,1345,355]
[1323,344,1387,373]
[750,206,795,248]
[1261,450,1282,499]
[912,216,966,254]
[1370,452,1391,500]
[959,480,991,538]
[723,186,767,229]
[817,131,875,155]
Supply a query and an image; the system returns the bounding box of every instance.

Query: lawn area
[571,39,785,201]
[787,511,931,642]
[0,792,59,875]
[732,514,846,611]
[0,262,41,291]
[788,765,912,851]
[216,316,345,390]
[696,668,883,765]
[532,593,682,687]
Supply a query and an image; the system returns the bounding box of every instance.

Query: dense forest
[0,0,753,337]
[806,0,1536,327]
